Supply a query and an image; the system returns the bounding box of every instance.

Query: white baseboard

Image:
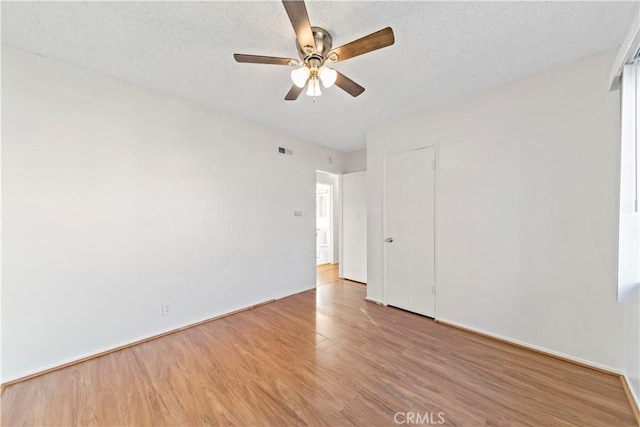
[274,285,316,300]
[622,373,640,416]
[2,286,318,386]
[436,317,622,375]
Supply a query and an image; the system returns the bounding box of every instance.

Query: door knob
[385,237,394,243]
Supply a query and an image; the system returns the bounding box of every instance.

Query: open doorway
[316,171,340,285]
[316,182,332,265]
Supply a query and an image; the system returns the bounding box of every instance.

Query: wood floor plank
[1,279,636,426]
[316,263,339,285]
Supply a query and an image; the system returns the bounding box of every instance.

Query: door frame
[382,144,439,317]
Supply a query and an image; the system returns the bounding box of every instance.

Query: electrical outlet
[162,303,170,316]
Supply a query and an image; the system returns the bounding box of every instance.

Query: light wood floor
[317,263,339,285]
[1,278,636,426]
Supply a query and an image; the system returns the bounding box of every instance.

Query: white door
[384,147,435,317]
[342,171,367,283]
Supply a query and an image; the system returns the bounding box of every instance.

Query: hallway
[316,263,339,286]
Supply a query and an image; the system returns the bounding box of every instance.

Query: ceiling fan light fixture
[306,77,322,97]
[318,66,337,88]
[291,66,310,88]
[234,1,395,101]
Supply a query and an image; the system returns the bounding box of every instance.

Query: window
[618,60,640,301]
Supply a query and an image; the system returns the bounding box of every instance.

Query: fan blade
[282,1,316,53]
[335,72,365,97]
[285,84,304,101]
[328,27,394,63]
[234,54,299,66]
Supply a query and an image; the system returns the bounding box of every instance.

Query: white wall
[342,171,367,283]
[367,50,625,371]
[339,148,366,277]
[1,47,346,382]
[316,171,340,265]
[343,148,367,173]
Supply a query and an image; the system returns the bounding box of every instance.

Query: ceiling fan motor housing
[298,27,334,66]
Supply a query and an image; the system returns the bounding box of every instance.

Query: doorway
[316,171,340,285]
[316,182,332,265]
[383,147,436,317]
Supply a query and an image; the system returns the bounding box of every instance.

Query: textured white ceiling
[2,1,637,151]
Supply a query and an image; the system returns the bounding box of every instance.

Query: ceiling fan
[234,0,395,100]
